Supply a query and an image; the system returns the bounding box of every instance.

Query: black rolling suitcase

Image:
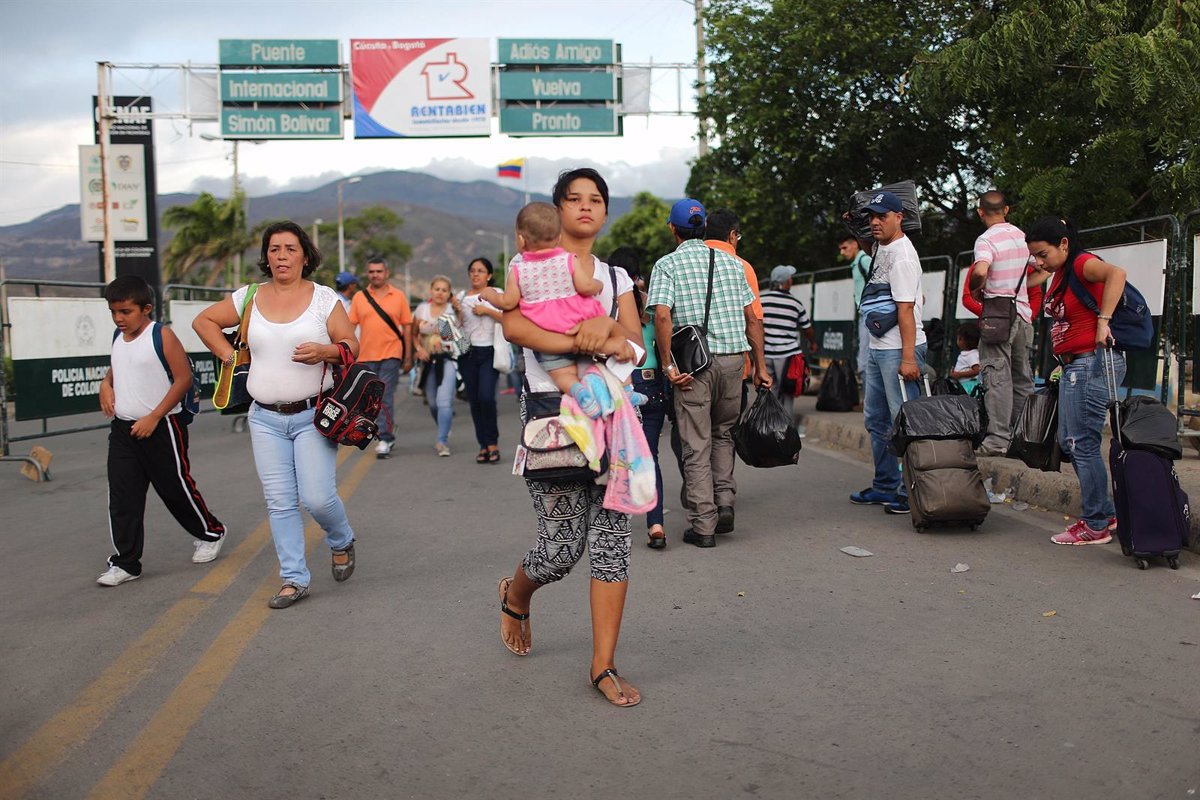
[1104,350,1189,569]
[889,377,989,532]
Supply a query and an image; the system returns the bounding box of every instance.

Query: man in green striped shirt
[647,199,770,549]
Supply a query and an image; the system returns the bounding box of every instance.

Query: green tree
[596,191,677,269]
[316,205,413,282]
[912,0,1200,225]
[162,191,253,286]
[687,0,984,270]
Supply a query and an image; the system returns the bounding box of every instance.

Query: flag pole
[523,156,530,205]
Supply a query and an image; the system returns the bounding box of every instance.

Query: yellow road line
[87,450,377,800]
[0,446,355,799]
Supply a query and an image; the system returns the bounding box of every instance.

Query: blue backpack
[111,323,201,424]
[1064,257,1154,351]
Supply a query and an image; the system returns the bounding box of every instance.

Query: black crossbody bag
[978,266,1028,345]
[362,289,406,358]
[670,248,715,375]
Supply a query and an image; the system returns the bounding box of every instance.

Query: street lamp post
[312,218,323,250]
[337,177,363,271]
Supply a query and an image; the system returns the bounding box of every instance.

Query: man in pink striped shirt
[968,190,1035,455]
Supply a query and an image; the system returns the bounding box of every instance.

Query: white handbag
[492,320,514,374]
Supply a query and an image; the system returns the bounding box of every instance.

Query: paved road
[2,392,1198,800]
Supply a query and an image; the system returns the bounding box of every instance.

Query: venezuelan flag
[497,158,524,179]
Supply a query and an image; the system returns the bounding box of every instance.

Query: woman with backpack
[1024,216,1128,546]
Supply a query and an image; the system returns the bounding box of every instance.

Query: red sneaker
[1051,519,1113,546]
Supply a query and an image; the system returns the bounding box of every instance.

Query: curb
[799,411,1199,553]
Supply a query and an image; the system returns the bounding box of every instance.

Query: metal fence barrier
[1,279,236,481]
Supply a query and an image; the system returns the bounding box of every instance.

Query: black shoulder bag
[978,265,1028,345]
[362,289,406,357]
[669,248,715,375]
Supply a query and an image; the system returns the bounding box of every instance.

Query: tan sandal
[498,576,530,656]
[591,668,641,708]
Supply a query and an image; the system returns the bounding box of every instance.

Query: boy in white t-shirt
[848,191,927,515]
[96,276,226,587]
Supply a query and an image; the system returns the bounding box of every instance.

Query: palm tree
[162,191,253,286]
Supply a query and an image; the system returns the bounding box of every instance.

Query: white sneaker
[435,442,451,457]
[192,534,225,564]
[375,439,393,457]
[97,566,140,586]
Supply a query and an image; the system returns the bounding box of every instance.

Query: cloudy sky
[0,0,704,226]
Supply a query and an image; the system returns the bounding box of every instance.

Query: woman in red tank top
[1024,217,1128,547]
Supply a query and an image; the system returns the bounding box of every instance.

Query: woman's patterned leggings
[522,479,631,584]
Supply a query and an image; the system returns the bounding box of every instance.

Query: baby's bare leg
[548,364,583,396]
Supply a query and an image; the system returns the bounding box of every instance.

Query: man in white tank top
[96,276,226,587]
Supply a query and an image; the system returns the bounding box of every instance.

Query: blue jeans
[248,405,354,586]
[460,346,500,448]
[1058,350,1124,530]
[863,343,928,497]
[362,358,401,442]
[424,357,457,446]
[633,367,670,528]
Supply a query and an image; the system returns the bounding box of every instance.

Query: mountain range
[0,170,634,294]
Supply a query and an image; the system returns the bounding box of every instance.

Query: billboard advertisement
[351,38,491,138]
[78,144,148,241]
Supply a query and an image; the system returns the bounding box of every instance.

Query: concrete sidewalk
[796,394,1200,553]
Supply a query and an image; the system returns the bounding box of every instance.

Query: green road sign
[500,106,620,137]
[498,39,615,66]
[498,70,616,102]
[220,73,342,103]
[219,39,340,68]
[221,108,343,139]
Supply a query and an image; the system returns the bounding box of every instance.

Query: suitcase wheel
[1120,543,1133,557]
[1135,557,1150,570]
[1168,555,1180,570]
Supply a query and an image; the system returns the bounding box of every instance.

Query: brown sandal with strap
[498,576,530,656]
[591,668,641,708]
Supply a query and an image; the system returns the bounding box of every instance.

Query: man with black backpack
[348,257,412,457]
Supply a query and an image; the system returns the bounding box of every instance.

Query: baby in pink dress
[481,202,635,417]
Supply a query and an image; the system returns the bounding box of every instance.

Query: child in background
[96,276,226,586]
[950,320,982,394]
[482,202,641,418]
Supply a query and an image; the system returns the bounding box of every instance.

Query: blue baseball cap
[335,271,358,289]
[668,198,707,230]
[863,191,903,214]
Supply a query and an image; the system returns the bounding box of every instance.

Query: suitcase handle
[1102,346,1121,441]
[897,371,932,401]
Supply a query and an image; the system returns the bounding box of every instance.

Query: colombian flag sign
[497,159,524,179]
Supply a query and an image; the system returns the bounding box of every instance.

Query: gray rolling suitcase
[893,377,990,532]
[902,439,990,531]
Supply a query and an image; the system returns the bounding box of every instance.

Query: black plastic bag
[1007,388,1062,472]
[930,377,965,396]
[888,394,985,456]
[734,387,802,468]
[1111,395,1182,460]
[844,180,922,242]
[816,359,859,412]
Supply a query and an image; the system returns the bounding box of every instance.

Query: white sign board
[812,279,856,322]
[8,298,113,359]
[1193,235,1200,314]
[921,270,946,320]
[351,38,491,137]
[78,144,148,241]
[1090,239,1167,315]
[167,301,214,352]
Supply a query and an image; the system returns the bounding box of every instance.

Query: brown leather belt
[1058,349,1096,365]
[255,396,319,414]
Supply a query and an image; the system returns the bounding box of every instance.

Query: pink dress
[511,247,606,333]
